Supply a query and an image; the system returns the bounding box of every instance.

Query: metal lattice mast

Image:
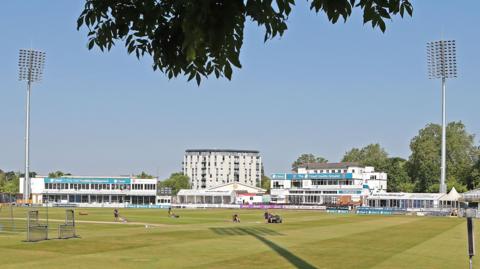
[426,40,457,194]
[18,49,46,202]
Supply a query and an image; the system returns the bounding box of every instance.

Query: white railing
[172,203,327,210]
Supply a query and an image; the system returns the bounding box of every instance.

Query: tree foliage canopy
[468,158,480,189]
[292,153,328,169]
[384,157,410,192]
[78,0,413,84]
[0,170,20,194]
[408,122,479,192]
[342,143,389,170]
[48,171,72,178]
[341,144,413,192]
[137,171,155,179]
[261,175,271,193]
[159,172,190,194]
[341,124,479,193]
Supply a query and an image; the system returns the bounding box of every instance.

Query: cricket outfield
[0,208,477,269]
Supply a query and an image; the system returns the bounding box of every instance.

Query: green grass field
[0,207,478,269]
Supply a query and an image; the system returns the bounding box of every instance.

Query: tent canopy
[440,187,461,201]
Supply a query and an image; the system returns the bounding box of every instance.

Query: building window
[272,181,284,189]
[292,180,302,188]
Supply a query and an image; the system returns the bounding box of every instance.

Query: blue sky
[1,1,479,179]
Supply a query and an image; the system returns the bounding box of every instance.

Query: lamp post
[18,49,46,203]
[427,40,457,194]
[465,208,476,269]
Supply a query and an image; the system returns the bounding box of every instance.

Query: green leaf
[229,56,241,68]
[125,35,133,46]
[378,8,391,19]
[378,19,386,32]
[405,3,413,16]
[88,39,95,50]
[186,47,196,61]
[187,70,196,81]
[77,17,84,30]
[195,73,201,85]
[224,63,232,80]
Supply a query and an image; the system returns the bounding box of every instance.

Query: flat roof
[297,162,363,170]
[31,176,158,179]
[271,173,353,180]
[27,177,158,184]
[461,189,480,202]
[185,149,259,154]
[177,189,235,196]
[368,192,445,200]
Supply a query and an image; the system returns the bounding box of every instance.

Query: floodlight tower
[18,49,46,202]
[427,40,457,194]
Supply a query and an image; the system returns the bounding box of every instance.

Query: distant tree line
[0,170,21,194]
[292,121,480,193]
[5,121,479,194]
[48,171,72,178]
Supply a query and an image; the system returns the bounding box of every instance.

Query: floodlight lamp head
[426,40,457,79]
[18,49,46,83]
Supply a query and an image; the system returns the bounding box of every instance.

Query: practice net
[58,209,76,239]
[27,210,48,242]
[0,203,16,233]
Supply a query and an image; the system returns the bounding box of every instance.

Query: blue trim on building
[338,190,362,194]
[271,173,353,180]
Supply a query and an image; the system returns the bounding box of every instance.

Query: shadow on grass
[210,227,317,269]
[210,226,282,236]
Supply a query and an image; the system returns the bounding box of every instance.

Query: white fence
[173,204,240,209]
[35,203,169,209]
[172,204,327,210]
[34,202,327,210]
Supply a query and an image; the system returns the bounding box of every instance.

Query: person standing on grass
[113,208,119,221]
[264,211,270,223]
